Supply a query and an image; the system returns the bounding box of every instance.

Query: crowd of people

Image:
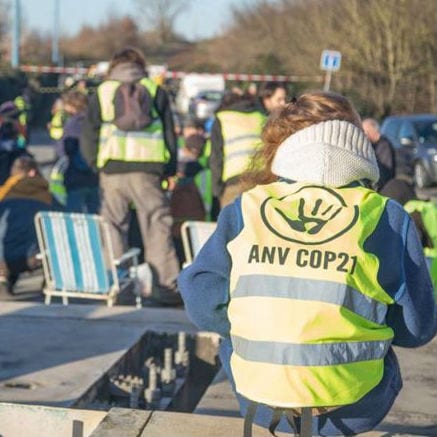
[0,47,436,301]
[0,45,436,435]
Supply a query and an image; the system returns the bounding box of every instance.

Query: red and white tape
[165,70,322,82]
[20,65,88,74]
[19,65,322,82]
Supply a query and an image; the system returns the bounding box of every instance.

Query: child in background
[170,127,206,266]
[50,91,99,213]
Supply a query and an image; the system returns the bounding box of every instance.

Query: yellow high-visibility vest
[49,110,65,140]
[216,110,265,182]
[96,78,169,169]
[227,182,394,408]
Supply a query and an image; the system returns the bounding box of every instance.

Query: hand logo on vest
[260,186,359,245]
[274,197,342,235]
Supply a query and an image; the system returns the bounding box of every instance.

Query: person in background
[380,177,437,297]
[210,92,266,208]
[259,81,287,114]
[176,117,214,221]
[81,46,181,306]
[178,91,436,436]
[13,92,32,144]
[48,97,66,142]
[247,82,258,96]
[170,132,206,265]
[0,101,32,184]
[362,118,396,191]
[50,91,99,213]
[0,156,59,297]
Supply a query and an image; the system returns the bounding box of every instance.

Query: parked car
[380,114,437,188]
[175,74,225,115]
[188,90,224,120]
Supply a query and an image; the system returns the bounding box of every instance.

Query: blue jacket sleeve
[178,199,243,337]
[386,210,437,347]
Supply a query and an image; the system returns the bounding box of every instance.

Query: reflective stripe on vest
[227,182,394,408]
[217,111,265,182]
[96,78,168,168]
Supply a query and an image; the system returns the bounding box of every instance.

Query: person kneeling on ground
[0,156,60,296]
[178,91,437,436]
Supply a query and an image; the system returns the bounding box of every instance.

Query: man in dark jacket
[0,156,57,297]
[362,118,396,191]
[81,47,181,305]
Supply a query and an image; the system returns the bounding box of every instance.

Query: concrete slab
[89,408,152,437]
[0,302,195,407]
[141,410,272,437]
[0,402,106,437]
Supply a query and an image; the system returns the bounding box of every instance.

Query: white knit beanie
[270,119,379,187]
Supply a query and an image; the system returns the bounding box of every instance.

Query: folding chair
[180,221,217,266]
[35,211,143,308]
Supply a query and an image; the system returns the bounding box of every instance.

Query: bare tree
[134,0,189,43]
[202,0,437,115]
[0,0,11,62]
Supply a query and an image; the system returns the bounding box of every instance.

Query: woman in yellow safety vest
[178,92,436,436]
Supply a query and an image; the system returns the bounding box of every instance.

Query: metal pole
[51,0,60,65]
[323,70,332,92]
[11,0,20,68]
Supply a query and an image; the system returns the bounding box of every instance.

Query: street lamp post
[51,0,60,65]
[11,0,21,68]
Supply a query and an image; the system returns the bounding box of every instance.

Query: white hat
[271,119,379,187]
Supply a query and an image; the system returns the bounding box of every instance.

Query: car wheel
[414,162,432,189]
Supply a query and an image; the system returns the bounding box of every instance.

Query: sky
[19,0,256,41]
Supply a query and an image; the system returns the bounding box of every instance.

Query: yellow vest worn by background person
[216,110,265,182]
[404,199,437,298]
[227,182,394,409]
[96,78,169,169]
[49,109,65,141]
[195,139,213,220]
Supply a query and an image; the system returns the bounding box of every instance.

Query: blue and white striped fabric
[38,212,111,293]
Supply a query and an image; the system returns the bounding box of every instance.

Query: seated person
[0,156,59,296]
[178,92,437,436]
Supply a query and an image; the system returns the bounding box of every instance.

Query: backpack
[113,82,154,131]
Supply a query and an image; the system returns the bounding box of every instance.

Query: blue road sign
[320,50,342,72]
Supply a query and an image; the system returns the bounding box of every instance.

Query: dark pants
[66,187,100,214]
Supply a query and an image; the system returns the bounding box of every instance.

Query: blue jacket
[178,182,437,436]
[0,198,53,266]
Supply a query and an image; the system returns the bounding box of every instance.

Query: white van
[175,73,225,115]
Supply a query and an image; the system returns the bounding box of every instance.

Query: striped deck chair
[180,221,217,267]
[35,211,142,308]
